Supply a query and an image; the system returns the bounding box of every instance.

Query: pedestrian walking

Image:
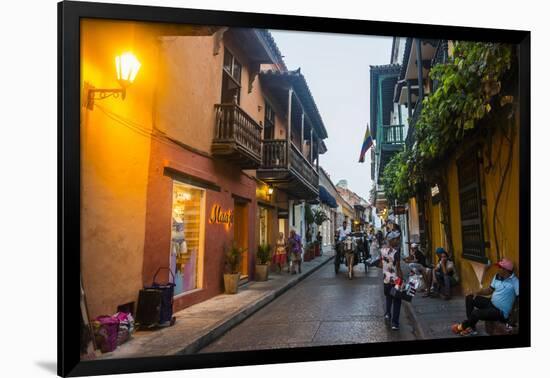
[316,230,324,256]
[274,232,287,273]
[288,230,303,274]
[367,230,384,266]
[380,230,403,330]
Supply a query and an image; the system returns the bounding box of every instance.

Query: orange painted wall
[80,19,160,318]
[143,138,258,311]
[81,19,282,317]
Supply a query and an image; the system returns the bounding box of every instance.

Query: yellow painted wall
[426,199,443,262]
[425,119,520,293]
[81,19,160,317]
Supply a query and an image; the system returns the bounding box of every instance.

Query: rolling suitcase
[149,268,176,325]
[136,267,176,328]
[135,289,162,327]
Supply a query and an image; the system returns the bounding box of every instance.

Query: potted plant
[223,244,245,294]
[313,209,329,257]
[303,242,314,262]
[313,240,321,257]
[255,244,272,281]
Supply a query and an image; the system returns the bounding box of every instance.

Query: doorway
[233,201,249,280]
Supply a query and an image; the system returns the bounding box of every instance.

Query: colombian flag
[358,124,373,163]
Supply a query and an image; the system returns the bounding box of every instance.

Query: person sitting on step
[451,258,519,336]
[424,247,458,300]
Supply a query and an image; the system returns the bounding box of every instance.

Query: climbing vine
[383,41,514,202]
[382,41,515,256]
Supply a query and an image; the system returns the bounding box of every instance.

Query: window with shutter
[457,150,487,263]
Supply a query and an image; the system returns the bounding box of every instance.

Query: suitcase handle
[152,267,175,285]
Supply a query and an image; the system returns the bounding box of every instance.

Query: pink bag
[93,315,119,353]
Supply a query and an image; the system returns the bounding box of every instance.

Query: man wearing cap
[380,230,403,330]
[452,258,519,336]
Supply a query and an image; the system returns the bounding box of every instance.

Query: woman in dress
[274,232,287,273]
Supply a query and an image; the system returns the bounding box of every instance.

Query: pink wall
[143,137,258,312]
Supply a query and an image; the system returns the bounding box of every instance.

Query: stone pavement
[200,262,416,353]
[98,251,335,359]
[403,291,488,339]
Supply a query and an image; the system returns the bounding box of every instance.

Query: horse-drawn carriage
[334,231,370,279]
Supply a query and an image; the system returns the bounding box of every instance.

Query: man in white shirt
[337,220,351,242]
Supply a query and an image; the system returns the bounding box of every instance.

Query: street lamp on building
[86,52,141,110]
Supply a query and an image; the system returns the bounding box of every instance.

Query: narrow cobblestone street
[200,261,417,353]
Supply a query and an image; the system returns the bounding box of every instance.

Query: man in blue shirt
[452,258,519,336]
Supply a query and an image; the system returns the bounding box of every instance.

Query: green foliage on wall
[382,41,514,204]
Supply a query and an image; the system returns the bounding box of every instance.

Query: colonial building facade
[81,20,328,318]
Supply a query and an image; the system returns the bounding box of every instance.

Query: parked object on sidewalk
[255,244,272,281]
[92,315,119,353]
[114,312,135,345]
[135,268,176,329]
[148,268,176,325]
[135,289,162,327]
[224,244,245,294]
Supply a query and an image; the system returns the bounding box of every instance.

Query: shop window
[457,151,487,263]
[221,48,241,104]
[171,182,205,296]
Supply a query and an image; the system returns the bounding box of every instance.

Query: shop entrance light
[86,52,141,110]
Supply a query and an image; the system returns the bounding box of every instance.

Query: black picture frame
[58,1,530,376]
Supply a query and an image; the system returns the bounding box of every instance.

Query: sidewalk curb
[403,301,427,340]
[175,254,335,355]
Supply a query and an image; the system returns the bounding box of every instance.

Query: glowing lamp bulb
[115,52,141,87]
[267,187,274,195]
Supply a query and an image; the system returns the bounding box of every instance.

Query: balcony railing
[382,124,405,145]
[259,139,319,199]
[212,103,262,168]
[261,139,287,169]
[289,142,318,190]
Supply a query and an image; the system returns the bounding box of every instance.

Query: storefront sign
[209,205,233,225]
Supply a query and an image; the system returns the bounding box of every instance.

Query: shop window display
[170,182,204,296]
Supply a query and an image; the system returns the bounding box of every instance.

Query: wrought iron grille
[457,151,487,262]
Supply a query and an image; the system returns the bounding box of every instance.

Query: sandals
[451,323,477,336]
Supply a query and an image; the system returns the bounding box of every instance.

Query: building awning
[319,186,338,208]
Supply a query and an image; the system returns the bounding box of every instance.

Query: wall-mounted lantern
[267,186,274,200]
[86,52,141,110]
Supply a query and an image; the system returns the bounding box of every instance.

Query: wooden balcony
[212,103,262,169]
[382,124,405,147]
[377,124,405,182]
[257,139,319,200]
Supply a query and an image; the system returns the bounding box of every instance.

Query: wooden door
[234,201,249,278]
